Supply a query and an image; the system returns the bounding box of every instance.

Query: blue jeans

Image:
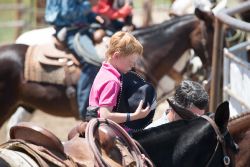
[66,31,85,64]
[77,63,99,119]
[63,30,99,119]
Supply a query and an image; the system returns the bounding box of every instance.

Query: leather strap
[202,115,231,167]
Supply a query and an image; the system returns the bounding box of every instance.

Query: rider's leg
[66,33,100,120]
[67,34,85,64]
[77,63,99,120]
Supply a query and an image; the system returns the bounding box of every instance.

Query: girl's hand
[132,100,150,120]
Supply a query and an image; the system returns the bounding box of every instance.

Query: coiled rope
[85,118,154,167]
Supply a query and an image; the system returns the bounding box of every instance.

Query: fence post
[35,0,46,27]
[15,0,22,39]
[209,18,224,113]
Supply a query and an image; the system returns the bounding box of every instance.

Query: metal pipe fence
[209,1,250,114]
[223,43,250,115]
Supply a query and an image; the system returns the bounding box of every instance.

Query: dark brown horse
[229,112,250,167]
[0,9,215,128]
[132,9,214,83]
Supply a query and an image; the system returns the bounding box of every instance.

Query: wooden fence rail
[0,2,24,40]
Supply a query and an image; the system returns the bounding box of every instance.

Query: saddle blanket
[24,45,80,85]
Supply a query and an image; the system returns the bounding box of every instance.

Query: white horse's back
[16,27,55,45]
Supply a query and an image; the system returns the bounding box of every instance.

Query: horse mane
[228,111,250,137]
[132,14,196,38]
[229,111,250,122]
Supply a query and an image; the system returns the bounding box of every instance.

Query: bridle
[202,115,231,167]
[167,100,233,167]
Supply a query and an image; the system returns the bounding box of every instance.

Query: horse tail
[0,148,39,167]
[0,44,27,120]
[0,44,25,95]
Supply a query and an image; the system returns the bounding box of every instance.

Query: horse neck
[228,111,250,137]
[132,119,217,166]
[133,15,198,81]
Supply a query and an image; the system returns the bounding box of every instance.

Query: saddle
[37,45,80,67]
[25,44,81,86]
[2,120,153,167]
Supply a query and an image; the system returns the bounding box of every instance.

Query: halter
[167,100,232,166]
[202,115,231,167]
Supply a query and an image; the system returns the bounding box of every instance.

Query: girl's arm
[99,100,150,123]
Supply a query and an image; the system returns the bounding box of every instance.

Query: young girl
[88,31,150,124]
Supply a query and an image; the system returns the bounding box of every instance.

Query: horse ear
[194,8,214,26]
[214,101,230,132]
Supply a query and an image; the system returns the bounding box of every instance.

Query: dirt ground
[0,9,172,143]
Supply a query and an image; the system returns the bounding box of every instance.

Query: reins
[202,115,231,167]
[85,118,154,167]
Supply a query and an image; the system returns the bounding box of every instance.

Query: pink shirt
[89,62,121,109]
